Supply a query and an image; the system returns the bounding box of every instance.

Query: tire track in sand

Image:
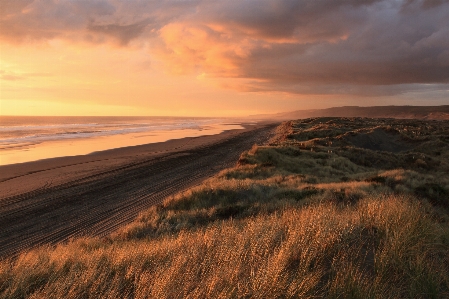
[0,124,277,259]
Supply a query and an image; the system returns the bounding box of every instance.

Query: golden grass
[1,196,447,298]
[1,117,449,298]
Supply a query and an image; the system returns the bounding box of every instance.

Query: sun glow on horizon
[0,40,294,117]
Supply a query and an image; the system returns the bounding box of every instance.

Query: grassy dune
[1,117,449,298]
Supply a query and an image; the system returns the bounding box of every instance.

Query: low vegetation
[1,117,449,298]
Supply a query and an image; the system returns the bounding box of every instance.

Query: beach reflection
[0,124,243,165]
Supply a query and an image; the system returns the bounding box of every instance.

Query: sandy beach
[0,122,277,259]
[0,120,245,166]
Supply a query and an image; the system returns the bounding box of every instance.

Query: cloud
[87,19,152,46]
[199,0,381,42]
[0,0,200,43]
[152,0,449,96]
[402,0,449,10]
[1,74,25,81]
[1,0,448,97]
[0,70,52,81]
[0,0,34,17]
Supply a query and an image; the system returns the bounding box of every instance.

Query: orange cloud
[157,22,255,76]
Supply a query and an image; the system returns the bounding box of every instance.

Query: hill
[253,105,449,121]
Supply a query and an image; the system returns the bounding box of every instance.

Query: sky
[0,0,448,116]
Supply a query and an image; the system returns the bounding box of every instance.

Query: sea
[0,116,245,165]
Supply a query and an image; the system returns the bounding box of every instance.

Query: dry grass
[1,117,449,298]
[1,196,447,298]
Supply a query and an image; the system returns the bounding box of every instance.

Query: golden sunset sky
[1,0,448,116]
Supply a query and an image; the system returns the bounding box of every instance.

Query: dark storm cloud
[402,0,449,9]
[87,19,152,46]
[214,0,448,95]
[1,0,448,96]
[199,0,381,41]
[198,0,449,91]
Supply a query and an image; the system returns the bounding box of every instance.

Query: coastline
[0,122,245,166]
[0,123,262,199]
[0,122,277,258]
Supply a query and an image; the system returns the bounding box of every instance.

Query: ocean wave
[0,118,221,146]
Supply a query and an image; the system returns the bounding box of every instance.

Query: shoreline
[0,122,277,258]
[0,123,264,199]
[0,122,247,166]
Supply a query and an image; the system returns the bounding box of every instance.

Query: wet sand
[0,122,278,259]
[0,123,244,166]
